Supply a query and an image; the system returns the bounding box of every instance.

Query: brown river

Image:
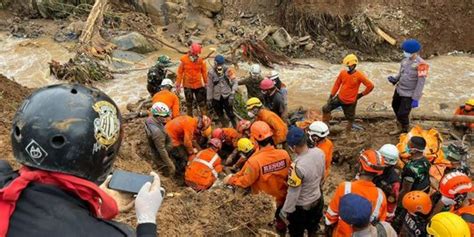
[1,33,473,116]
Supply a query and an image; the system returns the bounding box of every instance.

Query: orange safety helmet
[358,149,385,175]
[212,128,224,140]
[208,138,222,151]
[198,115,211,131]
[237,120,252,133]
[402,191,432,215]
[190,43,202,55]
[250,121,273,141]
[439,171,474,199]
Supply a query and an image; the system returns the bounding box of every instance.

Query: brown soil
[0,74,31,168]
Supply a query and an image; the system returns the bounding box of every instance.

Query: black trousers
[391,90,413,126]
[184,87,207,115]
[213,96,236,126]
[287,198,324,237]
[322,96,357,122]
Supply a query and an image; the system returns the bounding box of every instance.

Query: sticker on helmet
[93,101,120,149]
[25,139,48,165]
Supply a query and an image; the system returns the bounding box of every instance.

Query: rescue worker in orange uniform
[185,138,223,191]
[246,97,288,145]
[229,138,258,172]
[322,54,374,132]
[324,149,387,237]
[176,43,208,116]
[224,121,291,234]
[430,171,474,218]
[164,115,211,173]
[151,78,180,119]
[455,204,474,235]
[306,121,333,179]
[453,99,474,133]
[211,127,242,164]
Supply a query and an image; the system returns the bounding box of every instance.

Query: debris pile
[49,53,113,84]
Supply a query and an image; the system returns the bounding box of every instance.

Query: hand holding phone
[135,171,165,224]
[108,170,154,194]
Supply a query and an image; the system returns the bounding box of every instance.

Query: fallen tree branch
[140,32,188,54]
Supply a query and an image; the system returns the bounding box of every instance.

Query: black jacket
[0,161,156,237]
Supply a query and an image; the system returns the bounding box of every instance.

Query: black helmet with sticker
[11,84,122,183]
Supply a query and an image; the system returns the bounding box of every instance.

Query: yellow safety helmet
[237,138,254,153]
[426,212,471,237]
[343,54,358,66]
[246,97,263,110]
[465,98,474,107]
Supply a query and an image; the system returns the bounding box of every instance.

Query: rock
[298,36,311,42]
[65,21,85,36]
[111,50,145,69]
[111,32,156,54]
[183,19,198,31]
[329,43,337,49]
[319,47,327,54]
[305,43,315,51]
[190,0,223,13]
[271,27,292,48]
[321,41,329,47]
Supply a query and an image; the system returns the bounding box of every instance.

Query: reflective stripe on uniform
[344,182,351,194]
[192,153,219,178]
[371,188,384,222]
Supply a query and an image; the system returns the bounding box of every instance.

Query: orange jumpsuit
[330,70,374,104]
[256,109,288,145]
[164,116,198,154]
[185,148,223,191]
[325,180,387,237]
[228,145,291,206]
[454,106,474,129]
[317,138,334,178]
[152,89,180,118]
[455,204,474,235]
[176,54,208,89]
[221,128,242,147]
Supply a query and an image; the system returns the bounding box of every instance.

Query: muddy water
[1,33,473,116]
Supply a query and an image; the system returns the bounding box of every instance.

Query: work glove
[411,100,419,108]
[441,195,456,206]
[357,93,364,100]
[135,172,165,224]
[278,210,289,225]
[223,174,233,184]
[387,76,398,85]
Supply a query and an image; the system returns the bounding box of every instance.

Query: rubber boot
[229,117,237,128]
[389,122,403,135]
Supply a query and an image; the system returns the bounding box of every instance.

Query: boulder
[305,43,315,51]
[271,27,292,48]
[111,32,156,54]
[111,50,145,69]
[190,0,223,13]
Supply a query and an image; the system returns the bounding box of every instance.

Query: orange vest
[325,180,387,237]
[256,109,288,145]
[228,146,291,206]
[152,90,180,119]
[317,138,334,178]
[176,54,208,89]
[185,148,223,191]
[222,128,242,147]
[164,116,198,154]
[454,106,474,129]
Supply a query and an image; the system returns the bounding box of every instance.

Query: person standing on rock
[206,55,238,127]
[239,64,264,101]
[145,102,175,175]
[322,54,374,132]
[152,78,180,119]
[387,39,429,135]
[280,126,325,237]
[176,43,208,116]
[0,84,163,236]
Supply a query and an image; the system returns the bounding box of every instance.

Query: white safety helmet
[378,144,399,165]
[151,102,171,117]
[161,78,174,87]
[250,64,261,76]
[269,70,279,80]
[307,121,329,141]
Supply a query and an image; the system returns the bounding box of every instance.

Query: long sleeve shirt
[281,147,325,214]
[176,54,208,89]
[144,117,172,163]
[394,56,428,101]
[207,67,238,101]
[330,70,374,104]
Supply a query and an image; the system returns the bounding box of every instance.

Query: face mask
[347,65,356,72]
[251,73,259,79]
[247,111,255,118]
[405,146,411,154]
[216,66,224,76]
[403,51,412,58]
[190,55,198,62]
